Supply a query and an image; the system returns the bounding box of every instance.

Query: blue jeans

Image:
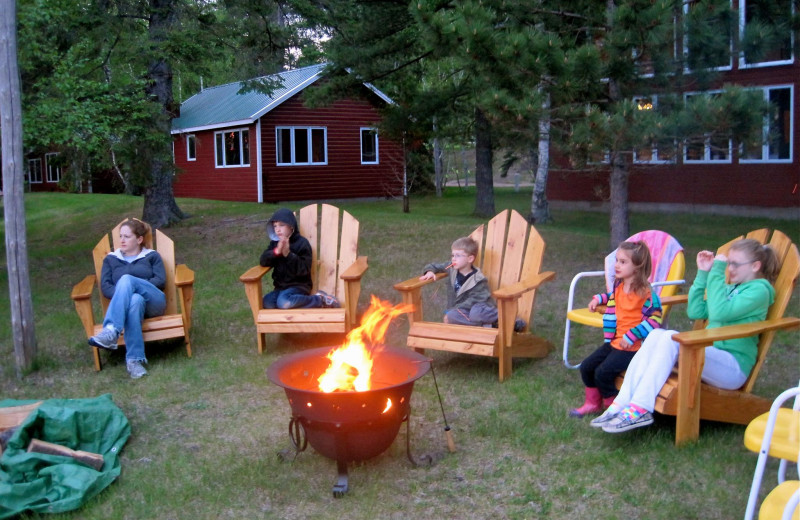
[263,287,321,309]
[103,275,166,363]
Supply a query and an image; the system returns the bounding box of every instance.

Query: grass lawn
[1,190,798,520]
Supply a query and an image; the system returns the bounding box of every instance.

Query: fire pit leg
[332,460,349,498]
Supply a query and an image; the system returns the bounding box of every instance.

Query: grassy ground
[0,190,798,520]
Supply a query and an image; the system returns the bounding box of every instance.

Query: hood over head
[267,208,299,241]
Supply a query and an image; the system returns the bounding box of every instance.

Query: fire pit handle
[288,416,308,454]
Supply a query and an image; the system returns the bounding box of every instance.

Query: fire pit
[268,345,430,496]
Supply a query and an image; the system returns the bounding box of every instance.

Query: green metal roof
[171,64,327,134]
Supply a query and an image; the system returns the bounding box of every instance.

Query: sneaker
[602,410,654,433]
[126,360,148,379]
[590,409,620,428]
[514,319,527,332]
[89,326,119,351]
[316,290,340,308]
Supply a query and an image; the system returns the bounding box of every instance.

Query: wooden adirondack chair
[393,209,556,382]
[646,228,800,445]
[71,219,195,371]
[239,204,368,353]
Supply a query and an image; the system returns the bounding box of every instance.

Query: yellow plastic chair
[562,230,685,368]
[744,383,800,520]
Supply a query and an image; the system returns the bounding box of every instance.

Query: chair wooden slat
[317,204,340,296]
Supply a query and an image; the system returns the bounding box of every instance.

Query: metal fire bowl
[267,346,431,463]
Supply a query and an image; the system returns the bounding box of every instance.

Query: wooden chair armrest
[71,275,96,301]
[493,271,556,301]
[672,317,800,349]
[239,265,270,283]
[393,272,447,292]
[661,294,689,306]
[340,256,369,281]
[175,264,195,287]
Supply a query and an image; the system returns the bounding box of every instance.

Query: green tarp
[0,394,130,518]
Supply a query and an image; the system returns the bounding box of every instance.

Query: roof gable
[171,63,393,134]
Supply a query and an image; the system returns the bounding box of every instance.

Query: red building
[24,152,64,192]
[547,0,798,211]
[171,64,404,203]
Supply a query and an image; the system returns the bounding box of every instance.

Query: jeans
[103,275,166,363]
[444,302,498,327]
[263,287,320,309]
[615,328,749,412]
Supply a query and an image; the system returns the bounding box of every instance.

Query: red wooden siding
[547,61,799,209]
[260,93,404,202]
[173,123,259,202]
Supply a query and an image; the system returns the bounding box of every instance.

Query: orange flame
[317,295,414,392]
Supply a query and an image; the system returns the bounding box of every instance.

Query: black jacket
[100,249,166,299]
[259,208,313,292]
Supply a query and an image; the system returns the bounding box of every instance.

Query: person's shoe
[590,408,620,428]
[88,326,119,351]
[602,409,654,433]
[569,387,603,418]
[316,290,340,308]
[126,360,148,379]
[514,319,527,332]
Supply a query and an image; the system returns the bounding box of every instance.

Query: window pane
[686,0,731,69]
[216,134,224,166]
[224,132,240,166]
[241,130,249,165]
[768,88,791,159]
[278,128,292,164]
[187,135,196,160]
[295,128,309,163]
[311,129,325,163]
[361,129,377,162]
[744,0,792,63]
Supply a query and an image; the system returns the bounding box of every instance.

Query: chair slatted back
[93,219,178,316]
[297,204,359,303]
[469,209,546,322]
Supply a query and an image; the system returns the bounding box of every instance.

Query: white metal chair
[562,230,685,368]
[744,382,800,520]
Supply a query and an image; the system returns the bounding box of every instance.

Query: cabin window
[632,96,677,164]
[740,85,793,162]
[739,0,794,67]
[683,92,732,163]
[276,127,327,165]
[187,134,196,161]
[360,128,379,164]
[28,158,42,183]
[45,153,62,182]
[684,0,732,71]
[214,128,250,167]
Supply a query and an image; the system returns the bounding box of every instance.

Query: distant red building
[171,64,404,203]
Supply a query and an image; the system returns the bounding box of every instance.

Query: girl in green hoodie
[590,238,779,433]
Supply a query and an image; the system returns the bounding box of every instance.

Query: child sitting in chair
[420,237,524,330]
[259,208,338,309]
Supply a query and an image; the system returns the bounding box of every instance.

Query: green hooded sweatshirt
[687,260,775,375]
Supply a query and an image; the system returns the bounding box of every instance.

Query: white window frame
[28,158,42,184]
[360,127,379,164]
[186,134,196,161]
[683,0,733,73]
[740,84,794,163]
[632,96,677,164]
[275,126,328,166]
[214,128,250,168]
[45,153,61,182]
[683,91,733,164]
[738,0,795,68]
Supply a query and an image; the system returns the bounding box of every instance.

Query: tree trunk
[531,92,552,224]
[142,0,185,228]
[433,137,443,197]
[608,151,630,248]
[1,0,37,377]
[473,107,495,217]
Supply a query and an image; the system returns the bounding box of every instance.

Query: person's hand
[714,253,728,264]
[419,271,436,281]
[279,237,290,256]
[696,250,715,271]
[588,297,599,312]
[619,337,632,349]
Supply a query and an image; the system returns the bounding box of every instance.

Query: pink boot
[570,387,602,417]
[602,397,616,410]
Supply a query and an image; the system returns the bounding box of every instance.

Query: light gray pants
[615,328,749,413]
